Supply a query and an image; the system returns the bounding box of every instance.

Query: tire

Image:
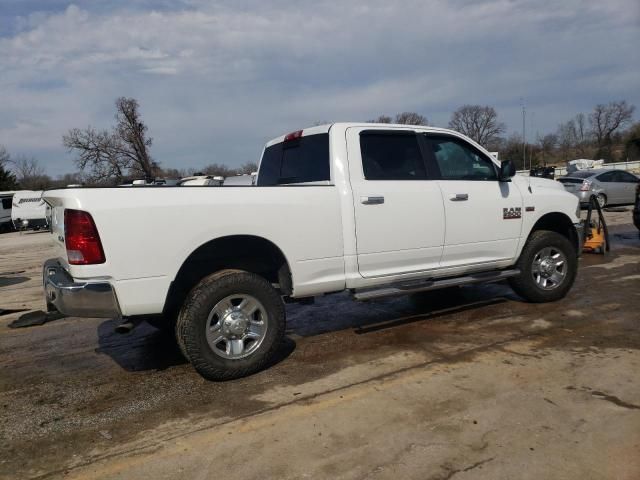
[176,269,285,381]
[508,230,577,303]
[596,193,607,208]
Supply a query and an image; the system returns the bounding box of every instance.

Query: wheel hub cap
[540,259,555,276]
[205,294,268,359]
[222,311,249,338]
[531,247,567,290]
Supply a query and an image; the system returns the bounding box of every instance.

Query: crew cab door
[421,134,523,267]
[346,127,444,278]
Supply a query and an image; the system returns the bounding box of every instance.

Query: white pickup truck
[43,123,583,380]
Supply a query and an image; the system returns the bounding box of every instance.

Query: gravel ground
[0,208,638,480]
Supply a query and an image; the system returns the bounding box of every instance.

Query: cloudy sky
[1,0,638,176]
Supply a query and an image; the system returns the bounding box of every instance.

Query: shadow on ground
[96,320,187,372]
[92,283,516,374]
[96,318,297,375]
[0,275,30,287]
[286,282,517,338]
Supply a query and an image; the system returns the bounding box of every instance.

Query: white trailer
[11,190,48,230]
[0,191,16,231]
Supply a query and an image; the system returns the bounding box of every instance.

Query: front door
[346,127,445,278]
[422,134,523,267]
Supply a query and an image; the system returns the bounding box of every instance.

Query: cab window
[359,132,427,180]
[425,135,497,181]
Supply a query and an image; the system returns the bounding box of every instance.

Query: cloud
[0,0,638,175]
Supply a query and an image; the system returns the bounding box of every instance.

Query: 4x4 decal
[503,207,522,219]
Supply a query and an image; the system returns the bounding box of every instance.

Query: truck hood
[514,175,564,192]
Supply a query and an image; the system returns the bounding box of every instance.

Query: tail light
[580,180,592,191]
[64,209,105,265]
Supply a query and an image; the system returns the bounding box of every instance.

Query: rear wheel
[509,230,577,303]
[176,269,285,380]
[596,193,607,208]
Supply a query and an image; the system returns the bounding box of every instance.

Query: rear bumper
[43,259,120,318]
[575,191,594,205]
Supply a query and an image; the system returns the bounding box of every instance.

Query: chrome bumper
[43,259,121,318]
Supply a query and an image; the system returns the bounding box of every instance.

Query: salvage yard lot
[1,211,639,480]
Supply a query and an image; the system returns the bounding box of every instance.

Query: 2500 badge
[503,207,522,219]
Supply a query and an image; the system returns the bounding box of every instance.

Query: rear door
[613,171,640,204]
[422,134,523,267]
[346,127,445,278]
[595,171,622,203]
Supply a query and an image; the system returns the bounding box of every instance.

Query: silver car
[558,169,640,207]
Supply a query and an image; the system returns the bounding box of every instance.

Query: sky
[0,0,638,176]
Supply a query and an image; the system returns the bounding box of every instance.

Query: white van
[11,190,49,230]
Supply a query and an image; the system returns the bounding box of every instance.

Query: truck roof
[264,123,461,148]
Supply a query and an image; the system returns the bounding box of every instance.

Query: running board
[353,269,521,302]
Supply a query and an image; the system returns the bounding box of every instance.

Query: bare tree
[623,122,640,161]
[556,113,593,160]
[0,144,9,166]
[448,105,505,146]
[113,97,159,178]
[63,97,159,183]
[0,145,18,190]
[64,127,129,183]
[202,163,236,177]
[394,112,428,125]
[589,100,635,160]
[239,162,258,174]
[161,167,188,179]
[368,113,428,125]
[537,133,558,166]
[369,115,392,123]
[9,155,51,190]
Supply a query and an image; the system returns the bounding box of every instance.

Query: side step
[353,269,521,302]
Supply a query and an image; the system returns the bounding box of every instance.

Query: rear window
[360,132,427,180]
[257,133,330,186]
[1,198,11,209]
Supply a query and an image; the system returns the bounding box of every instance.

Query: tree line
[371,101,637,170]
[1,98,638,190]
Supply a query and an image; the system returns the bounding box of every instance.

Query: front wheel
[508,230,578,303]
[176,269,286,380]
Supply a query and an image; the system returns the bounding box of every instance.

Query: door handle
[450,193,469,201]
[361,196,385,205]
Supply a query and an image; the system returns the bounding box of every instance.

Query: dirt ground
[0,210,638,480]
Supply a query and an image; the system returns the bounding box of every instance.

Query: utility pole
[521,101,526,171]
[531,111,536,169]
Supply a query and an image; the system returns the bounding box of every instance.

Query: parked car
[11,190,49,230]
[42,123,583,381]
[633,183,640,232]
[557,169,640,207]
[530,166,555,180]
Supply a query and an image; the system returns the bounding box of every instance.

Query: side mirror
[499,160,516,182]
